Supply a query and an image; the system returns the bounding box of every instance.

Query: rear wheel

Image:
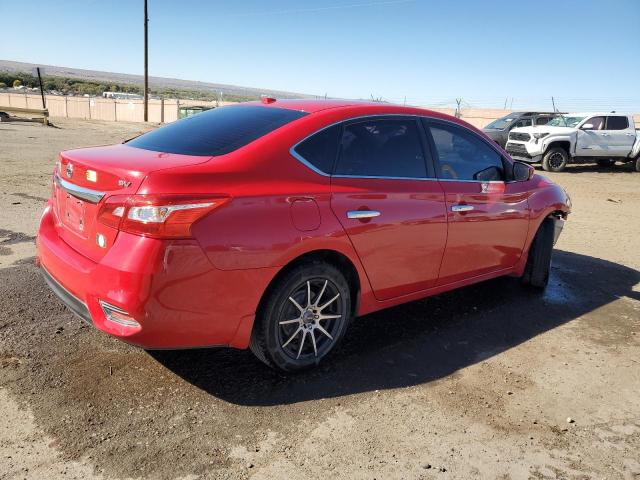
[542,148,568,172]
[521,218,555,290]
[635,156,640,172]
[250,262,351,372]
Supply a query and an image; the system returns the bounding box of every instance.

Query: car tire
[597,158,616,168]
[521,218,555,290]
[249,262,352,372]
[542,148,568,172]
[635,156,640,172]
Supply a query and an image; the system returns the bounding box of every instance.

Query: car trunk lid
[53,144,211,262]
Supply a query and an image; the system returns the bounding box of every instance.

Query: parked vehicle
[37,99,571,371]
[483,112,562,148]
[506,113,640,172]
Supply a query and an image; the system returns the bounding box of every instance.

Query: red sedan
[36,99,571,371]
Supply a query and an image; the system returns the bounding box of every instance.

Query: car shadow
[150,250,639,406]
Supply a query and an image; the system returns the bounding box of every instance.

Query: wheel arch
[255,249,362,327]
[543,139,572,156]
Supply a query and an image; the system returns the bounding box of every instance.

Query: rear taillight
[98,194,229,238]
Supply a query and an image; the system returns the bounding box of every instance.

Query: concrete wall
[0,92,234,124]
[1,92,638,128]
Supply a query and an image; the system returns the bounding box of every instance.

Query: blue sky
[1,0,639,109]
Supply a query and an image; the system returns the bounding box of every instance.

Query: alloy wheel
[277,278,344,360]
[548,152,564,169]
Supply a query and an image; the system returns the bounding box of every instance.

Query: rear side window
[427,122,505,182]
[127,105,307,156]
[335,118,427,178]
[606,116,629,130]
[536,116,552,125]
[293,125,340,174]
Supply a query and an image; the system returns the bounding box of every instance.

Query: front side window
[127,105,307,156]
[293,125,340,174]
[335,118,427,178]
[536,116,553,125]
[428,122,505,182]
[582,116,606,130]
[606,116,629,130]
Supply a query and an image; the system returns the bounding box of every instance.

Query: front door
[423,119,531,285]
[576,116,607,156]
[330,117,448,300]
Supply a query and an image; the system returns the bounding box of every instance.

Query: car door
[330,116,448,300]
[423,119,531,285]
[575,116,606,156]
[604,115,635,156]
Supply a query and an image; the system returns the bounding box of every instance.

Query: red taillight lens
[97,195,130,229]
[98,195,229,238]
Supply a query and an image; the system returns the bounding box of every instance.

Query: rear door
[423,119,531,285]
[604,115,635,156]
[329,116,447,300]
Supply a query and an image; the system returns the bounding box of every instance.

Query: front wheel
[250,262,352,372]
[542,148,568,172]
[635,156,640,172]
[521,218,555,289]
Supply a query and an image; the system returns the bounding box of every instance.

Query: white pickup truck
[505,113,640,172]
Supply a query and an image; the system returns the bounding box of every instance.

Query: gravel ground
[0,118,639,480]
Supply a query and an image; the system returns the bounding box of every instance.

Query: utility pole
[36,67,46,109]
[143,0,149,122]
[455,98,462,118]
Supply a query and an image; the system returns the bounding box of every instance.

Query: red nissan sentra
[36,99,571,371]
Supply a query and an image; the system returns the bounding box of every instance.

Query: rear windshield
[127,105,307,156]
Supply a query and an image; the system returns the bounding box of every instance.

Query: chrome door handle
[451,204,474,212]
[600,133,610,136]
[347,210,380,219]
[626,133,634,136]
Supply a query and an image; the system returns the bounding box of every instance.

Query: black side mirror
[513,161,534,182]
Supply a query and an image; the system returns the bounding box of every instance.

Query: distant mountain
[0,59,313,99]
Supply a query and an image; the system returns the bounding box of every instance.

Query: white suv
[505,113,640,172]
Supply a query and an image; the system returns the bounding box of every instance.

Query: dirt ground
[0,118,638,480]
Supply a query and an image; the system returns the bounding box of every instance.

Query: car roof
[243,98,383,114]
[568,112,629,117]
[513,112,562,117]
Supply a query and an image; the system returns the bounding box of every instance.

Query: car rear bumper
[36,203,274,349]
[41,264,92,325]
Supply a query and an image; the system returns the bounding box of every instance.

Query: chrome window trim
[289,148,332,177]
[289,113,511,184]
[55,174,105,203]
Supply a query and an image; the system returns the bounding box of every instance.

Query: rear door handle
[626,133,634,136]
[600,133,610,136]
[451,205,474,212]
[347,210,380,219]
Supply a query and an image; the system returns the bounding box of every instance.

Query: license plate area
[62,194,87,237]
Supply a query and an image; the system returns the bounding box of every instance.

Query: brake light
[98,195,229,238]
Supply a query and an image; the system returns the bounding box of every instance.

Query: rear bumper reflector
[99,301,140,328]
